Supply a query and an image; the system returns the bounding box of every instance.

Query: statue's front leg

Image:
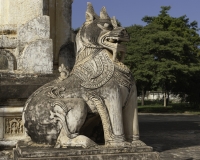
[123,83,146,147]
[99,87,132,147]
[51,98,97,148]
[51,99,87,136]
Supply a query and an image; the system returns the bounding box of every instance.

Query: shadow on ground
[139,114,200,160]
[1,114,200,160]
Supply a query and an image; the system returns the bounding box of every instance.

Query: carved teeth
[109,39,115,42]
[106,37,120,43]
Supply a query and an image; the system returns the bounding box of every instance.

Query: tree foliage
[125,6,200,106]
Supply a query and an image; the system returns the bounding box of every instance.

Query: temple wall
[0,0,53,74]
[0,0,73,69]
[0,0,73,148]
[46,0,73,68]
[0,0,43,25]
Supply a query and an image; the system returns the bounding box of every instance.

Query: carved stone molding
[4,117,24,136]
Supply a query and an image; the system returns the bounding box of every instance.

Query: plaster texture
[0,36,17,49]
[0,15,53,74]
[18,16,50,48]
[0,0,43,25]
[0,0,74,73]
[0,0,73,148]
[45,0,73,67]
[0,74,57,149]
[17,39,53,74]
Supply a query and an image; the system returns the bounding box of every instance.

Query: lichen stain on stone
[0,30,17,35]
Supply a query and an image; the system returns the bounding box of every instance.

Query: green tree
[125,25,156,105]
[125,6,200,106]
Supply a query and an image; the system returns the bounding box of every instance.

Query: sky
[72,0,200,30]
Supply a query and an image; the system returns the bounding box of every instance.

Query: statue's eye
[104,23,113,30]
[104,23,109,28]
[97,23,113,30]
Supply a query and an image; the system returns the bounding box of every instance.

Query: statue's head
[76,2,130,61]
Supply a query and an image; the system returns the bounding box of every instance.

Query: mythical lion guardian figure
[22,2,145,148]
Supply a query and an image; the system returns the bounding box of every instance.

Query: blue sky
[72,0,200,29]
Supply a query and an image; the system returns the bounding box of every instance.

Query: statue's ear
[86,12,94,22]
[100,7,110,20]
[85,2,98,22]
[111,16,118,28]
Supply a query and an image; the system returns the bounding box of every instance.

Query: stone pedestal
[13,140,160,160]
[0,73,57,149]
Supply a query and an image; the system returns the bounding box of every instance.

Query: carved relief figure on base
[22,2,145,148]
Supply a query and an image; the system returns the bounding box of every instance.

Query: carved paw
[54,141,61,148]
[131,140,146,147]
[55,135,98,149]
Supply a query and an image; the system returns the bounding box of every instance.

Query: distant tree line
[125,6,200,107]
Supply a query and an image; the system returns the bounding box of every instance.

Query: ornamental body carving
[23,2,145,148]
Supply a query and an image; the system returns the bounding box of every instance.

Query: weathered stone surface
[13,141,160,160]
[0,0,73,148]
[0,0,43,25]
[0,53,9,70]
[0,25,17,51]
[17,39,53,74]
[0,74,57,150]
[0,85,44,99]
[51,0,73,66]
[0,35,17,49]
[0,0,73,72]
[0,1,53,74]
[18,16,50,46]
[0,107,23,117]
[0,25,17,35]
[0,74,57,99]
[0,49,15,71]
[58,41,75,70]
[0,73,57,85]
[0,117,3,139]
[14,16,52,74]
[22,2,147,152]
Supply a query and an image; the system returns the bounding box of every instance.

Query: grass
[138,100,200,114]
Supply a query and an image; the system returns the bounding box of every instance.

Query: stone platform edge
[13,141,160,160]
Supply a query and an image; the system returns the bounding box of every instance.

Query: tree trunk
[141,90,145,106]
[166,92,170,106]
[163,92,167,107]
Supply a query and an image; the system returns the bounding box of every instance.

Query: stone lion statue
[22,2,145,148]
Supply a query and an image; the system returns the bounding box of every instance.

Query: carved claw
[56,135,98,149]
[131,140,146,147]
[54,141,61,148]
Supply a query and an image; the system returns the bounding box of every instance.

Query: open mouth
[99,30,129,61]
[106,37,122,43]
[104,35,129,44]
[102,35,128,53]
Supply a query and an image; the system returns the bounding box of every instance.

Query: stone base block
[13,141,160,160]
